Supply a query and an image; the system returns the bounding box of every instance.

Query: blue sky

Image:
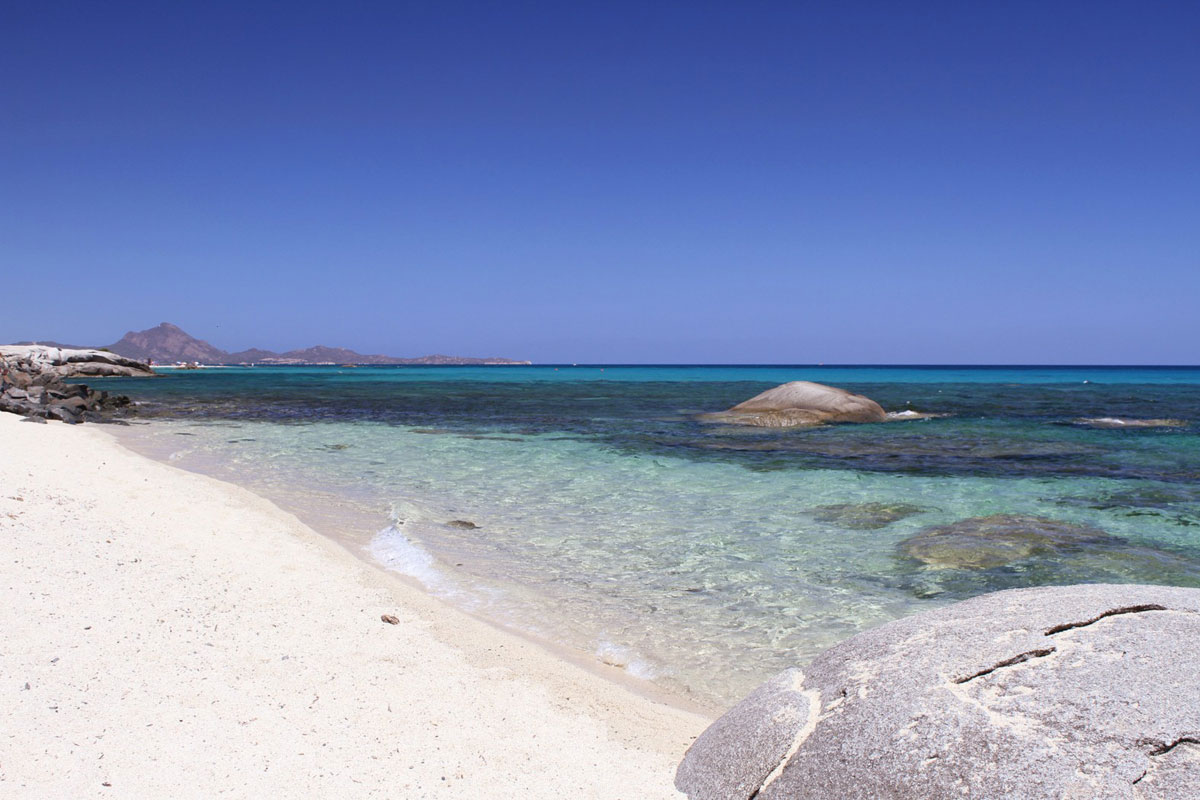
[2,2,1197,363]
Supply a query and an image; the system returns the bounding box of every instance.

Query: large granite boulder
[702,381,887,427]
[0,345,154,378]
[677,584,1200,800]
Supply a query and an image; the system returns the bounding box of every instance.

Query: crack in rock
[1148,737,1200,757]
[1133,738,1200,788]
[1044,605,1169,636]
[681,588,1200,800]
[954,647,1056,684]
[747,675,823,800]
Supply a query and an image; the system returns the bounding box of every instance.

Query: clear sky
[2,2,1197,363]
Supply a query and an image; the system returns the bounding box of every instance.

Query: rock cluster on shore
[676,583,1200,800]
[0,346,150,423]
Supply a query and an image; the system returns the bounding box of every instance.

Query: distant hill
[223,348,279,363]
[14,340,95,350]
[109,323,228,363]
[102,322,530,366]
[272,345,396,365]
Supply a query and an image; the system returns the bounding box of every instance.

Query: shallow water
[96,365,1200,705]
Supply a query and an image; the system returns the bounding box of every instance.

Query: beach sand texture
[0,413,707,798]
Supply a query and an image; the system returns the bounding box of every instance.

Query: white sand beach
[0,413,708,798]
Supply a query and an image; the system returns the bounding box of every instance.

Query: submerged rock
[446,520,479,529]
[897,542,1200,600]
[458,434,527,442]
[1054,484,1200,511]
[899,514,1116,569]
[809,502,927,530]
[892,514,1200,595]
[700,381,887,428]
[1051,485,1200,529]
[700,433,1101,460]
[676,583,1200,800]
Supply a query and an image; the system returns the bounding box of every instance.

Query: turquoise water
[96,366,1200,705]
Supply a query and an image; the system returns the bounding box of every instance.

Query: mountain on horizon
[104,323,529,366]
[110,323,227,363]
[14,339,95,350]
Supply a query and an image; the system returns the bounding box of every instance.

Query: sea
[91,365,1200,708]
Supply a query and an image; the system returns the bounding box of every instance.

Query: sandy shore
[0,413,709,798]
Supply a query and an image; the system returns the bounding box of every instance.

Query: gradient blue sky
[2,2,1197,363]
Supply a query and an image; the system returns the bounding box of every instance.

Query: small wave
[367,521,447,592]
[1075,417,1187,429]
[595,639,659,681]
[385,499,433,528]
[885,410,949,421]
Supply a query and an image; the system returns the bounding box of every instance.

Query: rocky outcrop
[0,345,155,378]
[0,347,145,423]
[701,381,888,427]
[677,583,1200,800]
